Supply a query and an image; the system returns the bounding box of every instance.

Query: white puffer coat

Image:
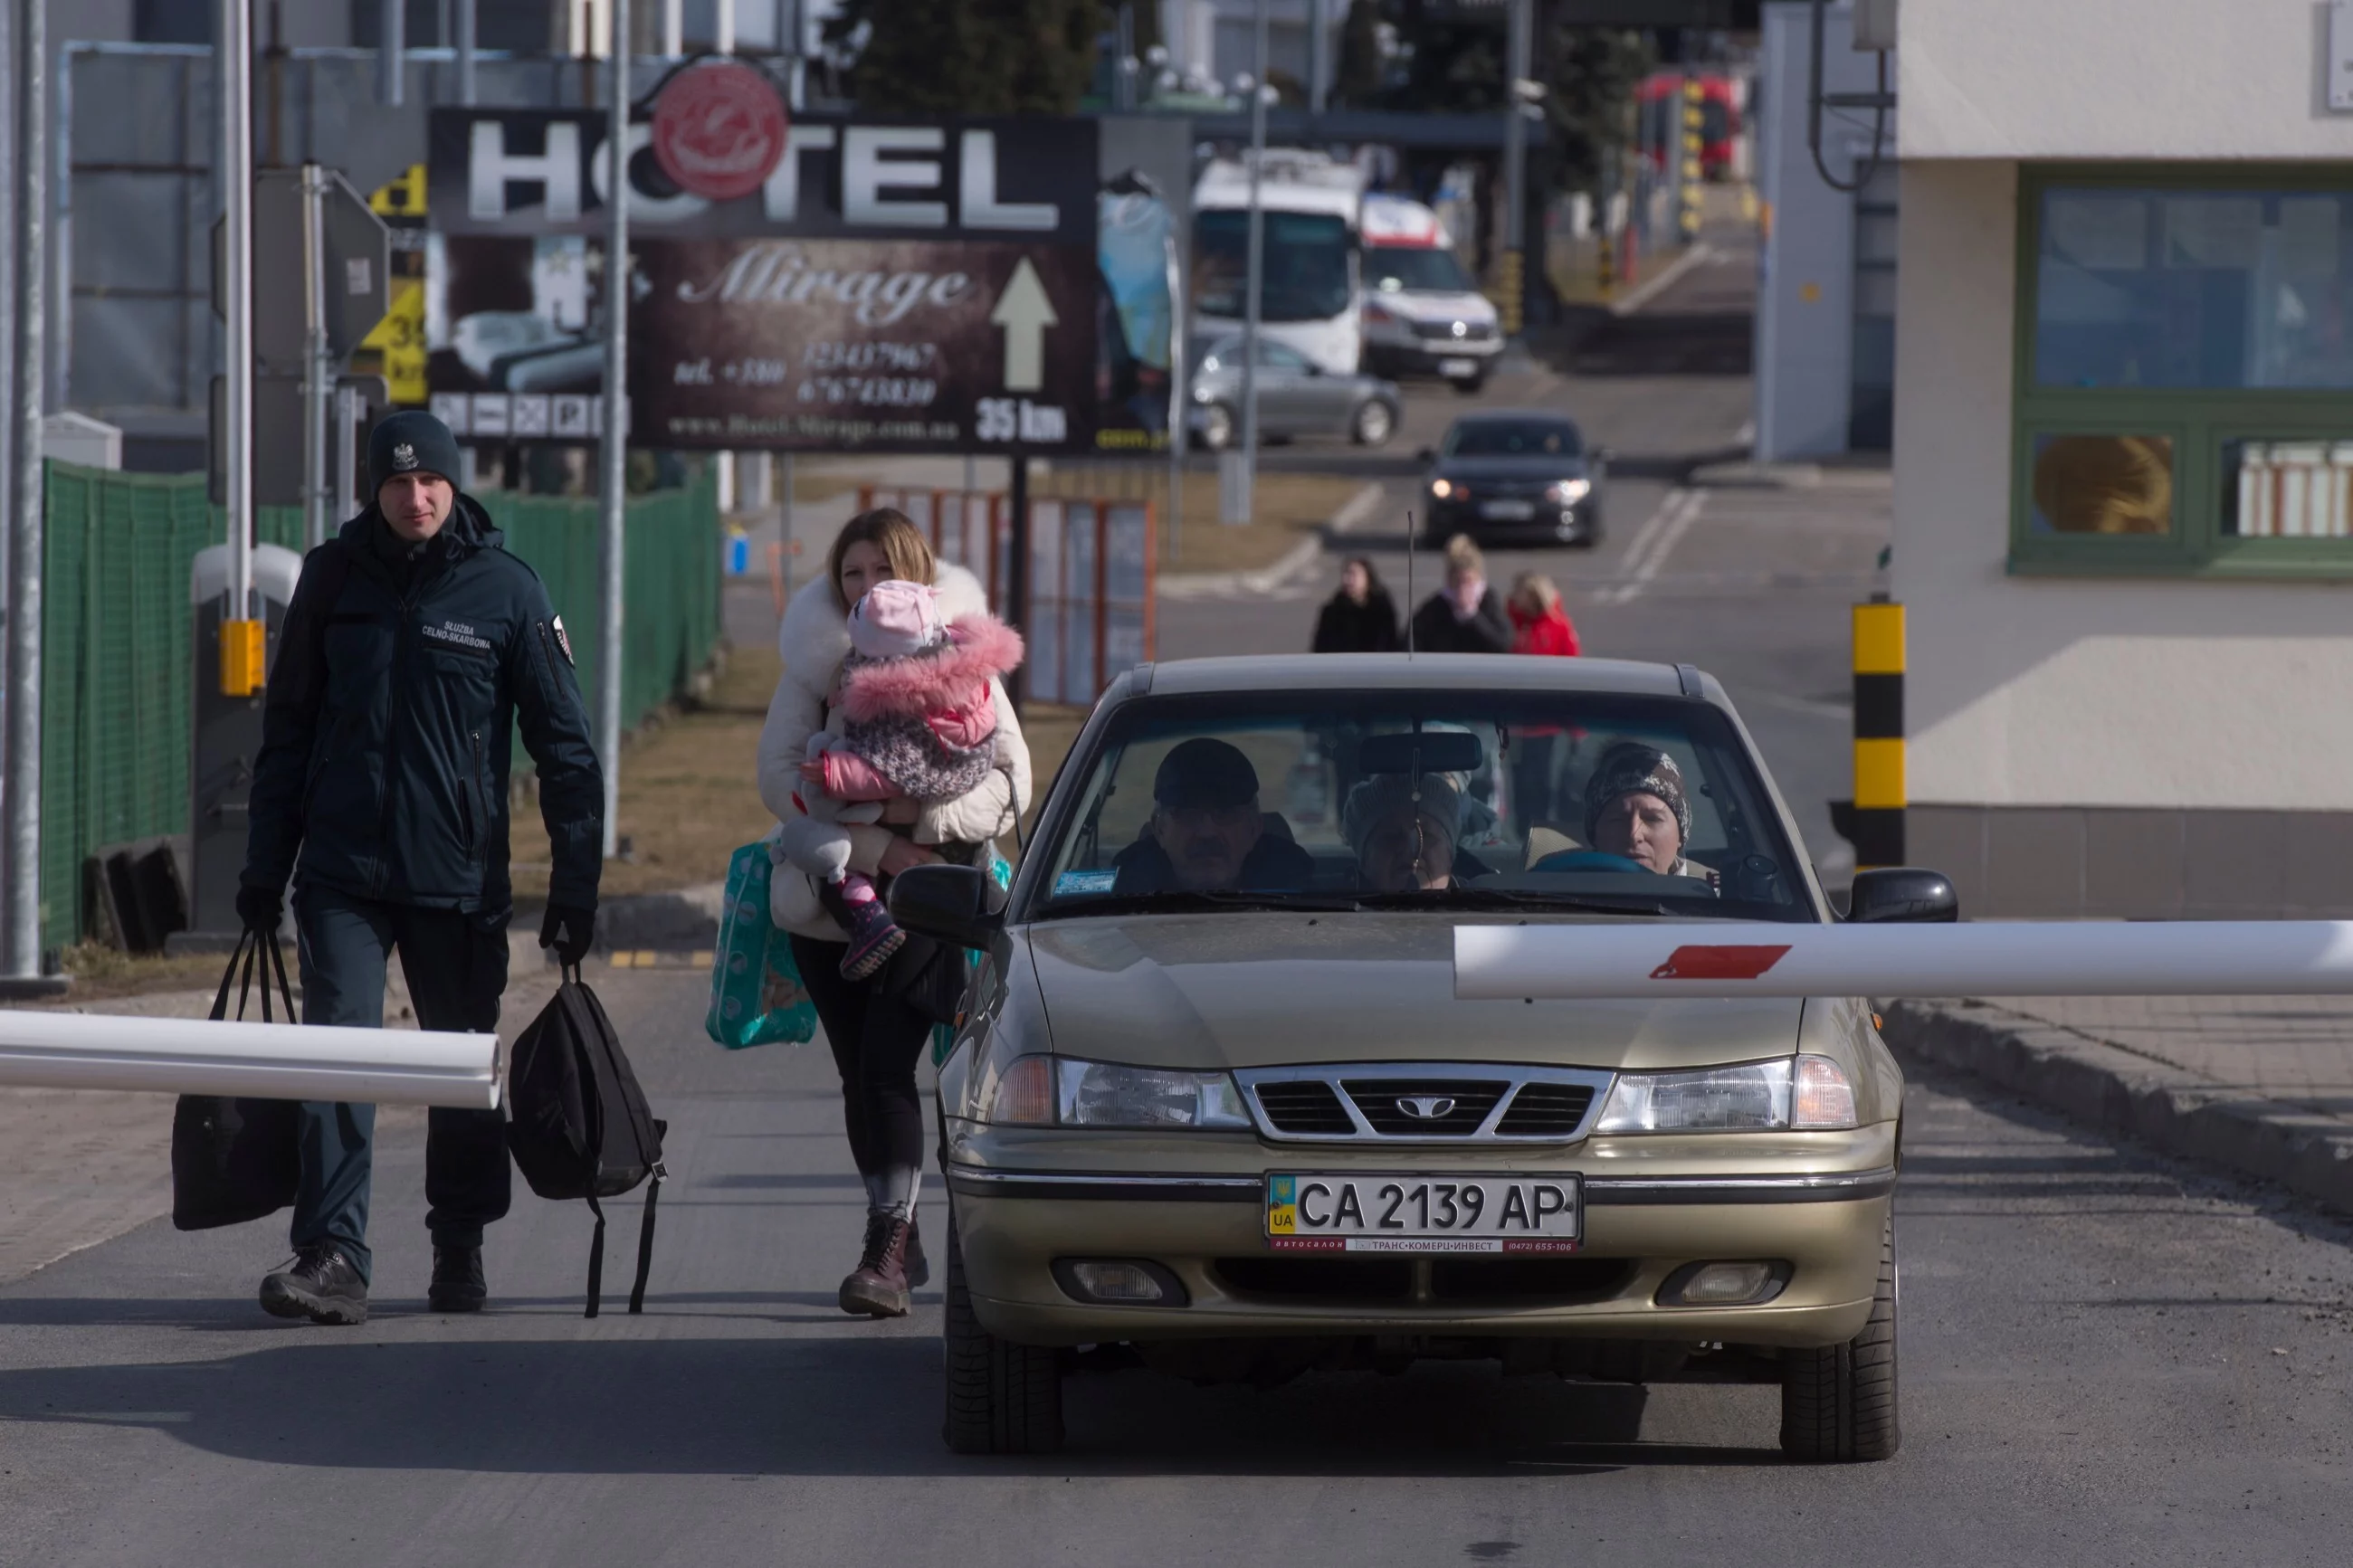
[757,561,1032,941]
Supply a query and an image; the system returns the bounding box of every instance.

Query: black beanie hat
[368,410,463,495]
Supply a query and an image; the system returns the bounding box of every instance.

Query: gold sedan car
[891,655,1943,1462]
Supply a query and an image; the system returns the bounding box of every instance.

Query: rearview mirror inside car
[886,863,1005,950]
[1844,868,1959,924]
[1358,729,1486,776]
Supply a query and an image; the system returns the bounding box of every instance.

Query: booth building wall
[1892,157,2353,920]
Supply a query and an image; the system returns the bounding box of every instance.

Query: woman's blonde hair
[1510,572,1560,617]
[1443,534,1485,580]
[826,508,937,611]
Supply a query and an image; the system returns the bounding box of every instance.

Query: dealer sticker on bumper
[1265,1173,1582,1254]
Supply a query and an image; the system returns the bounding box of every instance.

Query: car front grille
[1235,1063,1615,1143]
[1254,1079,1358,1136]
[1213,1255,1634,1307]
[1410,318,1499,342]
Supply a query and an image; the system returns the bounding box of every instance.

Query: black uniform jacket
[242,498,604,914]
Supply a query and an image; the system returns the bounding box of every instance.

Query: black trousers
[789,934,932,1190]
[290,881,512,1285]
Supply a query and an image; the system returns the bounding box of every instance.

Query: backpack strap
[583,1192,607,1319]
[626,1166,662,1316]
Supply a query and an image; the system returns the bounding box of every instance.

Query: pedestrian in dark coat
[1310,556,1401,651]
[1408,535,1513,653]
[236,410,604,1326]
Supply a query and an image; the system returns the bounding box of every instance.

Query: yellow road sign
[368,164,426,220]
[359,280,426,405]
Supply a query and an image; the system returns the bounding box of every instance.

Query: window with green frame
[2012,166,2353,576]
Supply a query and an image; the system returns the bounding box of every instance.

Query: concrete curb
[1686,459,1893,491]
[1881,998,2353,1217]
[1157,480,1386,599]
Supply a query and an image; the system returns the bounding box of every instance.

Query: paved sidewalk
[1885,995,2353,1217]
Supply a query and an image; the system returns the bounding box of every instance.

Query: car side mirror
[886,863,1005,950]
[1416,446,1436,466]
[1844,868,1959,924]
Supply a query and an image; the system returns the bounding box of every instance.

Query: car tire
[943,1217,1065,1456]
[1779,1218,1899,1462]
[1349,399,1396,447]
[1198,403,1236,452]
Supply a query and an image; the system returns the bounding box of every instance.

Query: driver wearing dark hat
[1112,737,1317,894]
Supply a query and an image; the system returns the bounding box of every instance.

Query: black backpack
[506,967,667,1316]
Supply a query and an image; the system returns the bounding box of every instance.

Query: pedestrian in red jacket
[1506,574,1580,827]
[1509,573,1581,657]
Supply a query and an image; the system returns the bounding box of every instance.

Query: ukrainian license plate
[1265,1174,1582,1253]
[1439,356,1479,377]
[1480,499,1536,521]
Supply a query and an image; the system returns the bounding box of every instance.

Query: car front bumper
[943,1129,1895,1350]
[1367,337,1502,376]
[1425,496,1600,543]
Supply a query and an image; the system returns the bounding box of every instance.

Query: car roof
[1135,653,1721,703]
[1446,408,1580,426]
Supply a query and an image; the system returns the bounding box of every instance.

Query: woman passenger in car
[1582,743,1718,886]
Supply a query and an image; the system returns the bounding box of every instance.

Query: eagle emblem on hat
[392,442,418,471]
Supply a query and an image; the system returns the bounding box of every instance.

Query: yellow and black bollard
[1848,599,1905,869]
[1679,78,1706,242]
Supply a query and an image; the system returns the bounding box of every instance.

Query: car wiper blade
[1353,887,1677,917]
[1036,889,1360,918]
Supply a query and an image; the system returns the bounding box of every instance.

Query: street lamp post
[596,0,632,860]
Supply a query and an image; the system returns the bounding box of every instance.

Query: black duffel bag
[170,930,303,1231]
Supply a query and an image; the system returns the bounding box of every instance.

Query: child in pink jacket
[778,578,1024,979]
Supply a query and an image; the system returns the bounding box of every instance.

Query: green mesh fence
[39,464,720,950]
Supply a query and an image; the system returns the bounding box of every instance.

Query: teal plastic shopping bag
[704,840,819,1050]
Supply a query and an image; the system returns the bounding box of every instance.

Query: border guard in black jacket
[237,411,603,1325]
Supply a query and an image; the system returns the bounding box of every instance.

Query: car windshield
[1444,419,1584,458]
[1027,689,1813,923]
[1195,210,1355,322]
[1367,246,1475,294]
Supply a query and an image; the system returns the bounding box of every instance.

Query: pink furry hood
[835,611,1025,723]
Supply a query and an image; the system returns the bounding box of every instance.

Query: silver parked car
[1189,335,1402,451]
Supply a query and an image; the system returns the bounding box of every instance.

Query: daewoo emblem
[1397,1096,1457,1120]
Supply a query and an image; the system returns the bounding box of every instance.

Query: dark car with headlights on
[1420,411,1606,547]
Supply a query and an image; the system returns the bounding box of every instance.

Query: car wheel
[1779,1218,1899,1462]
[1198,403,1236,451]
[1350,399,1396,447]
[943,1217,1064,1456]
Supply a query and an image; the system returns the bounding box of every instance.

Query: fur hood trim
[776,559,989,702]
[836,613,1024,724]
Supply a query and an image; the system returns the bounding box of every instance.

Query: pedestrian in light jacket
[237,411,604,1326]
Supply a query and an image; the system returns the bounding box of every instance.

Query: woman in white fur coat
[757,508,1031,1318]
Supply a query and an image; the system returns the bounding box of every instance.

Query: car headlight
[1547,478,1592,504]
[1057,1059,1253,1129]
[1593,1055,1858,1133]
[1431,478,1463,499]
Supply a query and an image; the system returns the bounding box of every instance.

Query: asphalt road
[1159,230,1875,888]
[4,964,2350,1566]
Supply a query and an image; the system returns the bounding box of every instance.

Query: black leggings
[790,935,932,1184]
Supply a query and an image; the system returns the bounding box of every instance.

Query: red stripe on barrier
[1648,945,1793,981]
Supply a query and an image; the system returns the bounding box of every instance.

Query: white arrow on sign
[990,256,1059,394]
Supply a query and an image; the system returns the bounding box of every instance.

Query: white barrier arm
[0,1012,502,1109]
[1453,921,2353,1002]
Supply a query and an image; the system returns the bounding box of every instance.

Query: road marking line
[1610,242,1720,317]
[1598,488,1707,604]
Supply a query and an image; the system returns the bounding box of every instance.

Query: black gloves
[234,884,284,934]
[540,902,595,967]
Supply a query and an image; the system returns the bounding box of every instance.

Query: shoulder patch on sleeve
[550,615,576,667]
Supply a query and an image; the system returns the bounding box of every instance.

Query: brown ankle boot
[838,1212,912,1317]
